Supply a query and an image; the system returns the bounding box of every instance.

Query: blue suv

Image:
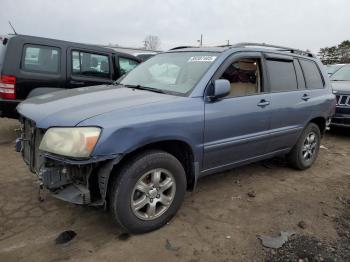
[16,43,336,233]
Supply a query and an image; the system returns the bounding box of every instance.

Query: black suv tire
[287,123,321,170]
[109,150,186,234]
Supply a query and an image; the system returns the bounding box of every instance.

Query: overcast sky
[0,0,349,53]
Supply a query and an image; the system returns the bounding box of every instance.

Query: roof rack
[229,42,314,57]
[169,46,198,50]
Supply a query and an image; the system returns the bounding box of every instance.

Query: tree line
[318,40,350,65]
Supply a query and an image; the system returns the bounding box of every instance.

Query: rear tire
[287,123,321,170]
[109,150,186,234]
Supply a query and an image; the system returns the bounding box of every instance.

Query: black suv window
[22,45,60,73]
[330,65,350,81]
[266,59,298,92]
[220,58,262,97]
[299,59,324,89]
[0,37,7,68]
[72,51,110,78]
[119,57,139,75]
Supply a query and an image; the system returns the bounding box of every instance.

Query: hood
[331,81,350,94]
[17,85,177,128]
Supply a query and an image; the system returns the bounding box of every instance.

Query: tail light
[0,75,16,99]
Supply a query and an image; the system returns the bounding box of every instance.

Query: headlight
[39,127,101,158]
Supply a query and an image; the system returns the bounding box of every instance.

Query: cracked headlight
[39,127,101,158]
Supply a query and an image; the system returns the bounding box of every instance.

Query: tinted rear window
[72,51,110,78]
[299,60,324,89]
[22,45,60,73]
[266,60,298,92]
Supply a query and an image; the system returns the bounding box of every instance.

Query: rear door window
[266,59,298,92]
[119,57,139,75]
[299,59,324,89]
[72,51,110,78]
[22,45,60,73]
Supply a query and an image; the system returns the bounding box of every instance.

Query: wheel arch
[105,139,198,203]
[309,116,327,136]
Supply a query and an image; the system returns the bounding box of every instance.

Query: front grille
[336,94,350,107]
[336,107,350,114]
[332,117,350,126]
[21,118,45,173]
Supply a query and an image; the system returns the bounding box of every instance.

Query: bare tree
[144,35,161,50]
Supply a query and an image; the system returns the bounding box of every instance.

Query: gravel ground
[0,118,349,262]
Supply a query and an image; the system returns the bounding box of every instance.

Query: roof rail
[229,42,314,57]
[169,46,197,50]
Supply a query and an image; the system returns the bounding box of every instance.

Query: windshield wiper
[124,84,167,94]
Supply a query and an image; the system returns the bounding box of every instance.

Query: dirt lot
[0,118,349,262]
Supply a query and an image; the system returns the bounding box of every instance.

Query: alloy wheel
[131,168,176,220]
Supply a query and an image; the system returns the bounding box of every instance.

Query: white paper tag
[188,56,217,62]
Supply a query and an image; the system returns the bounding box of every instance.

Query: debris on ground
[231,195,242,200]
[297,221,307,229]
[266,196,350,261]
[226,235,231,239]
[258,230,296,249]
[247,190,257,198]
[55,230,77,244]
[165,239,180,251]
[320,145,329,150]
[266,235,332,262]
[234,180,242,187]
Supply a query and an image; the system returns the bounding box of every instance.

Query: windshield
[327,65,344,74]
[326,64,344,75]
[119,52,219,95]
[330,65,350,81]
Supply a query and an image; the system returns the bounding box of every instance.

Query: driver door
[203,52,271,172]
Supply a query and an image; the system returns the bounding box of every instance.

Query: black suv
[0,34,141,118]
[330,64,350,127]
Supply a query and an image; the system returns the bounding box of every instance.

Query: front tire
[109,150,186,234]
[287,123,321,170]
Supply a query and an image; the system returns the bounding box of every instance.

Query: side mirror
[209,79,230,101]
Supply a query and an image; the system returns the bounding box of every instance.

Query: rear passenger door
[67,49,114,89]
[264,54,313,153]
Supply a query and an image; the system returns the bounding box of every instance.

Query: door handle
[257,99,270,108]
[302,94,311,101]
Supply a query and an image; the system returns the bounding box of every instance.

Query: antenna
[8,21,18,35]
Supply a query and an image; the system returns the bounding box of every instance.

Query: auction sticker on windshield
[188,56,217,62]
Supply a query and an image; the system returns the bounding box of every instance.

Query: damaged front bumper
[16,117,122,206]
[37,153,122,206]
[16,135,122,205]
